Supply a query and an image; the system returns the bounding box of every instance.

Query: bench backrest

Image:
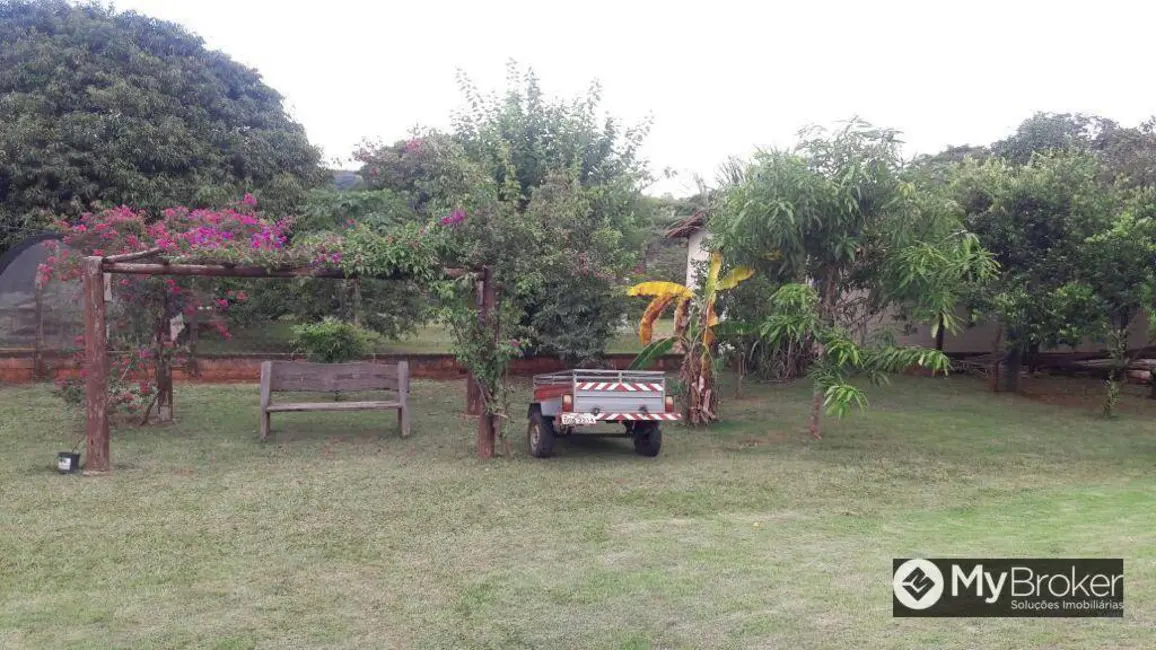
[261,360,409,394]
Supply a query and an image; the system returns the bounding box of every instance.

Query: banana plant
[627,251,753,424]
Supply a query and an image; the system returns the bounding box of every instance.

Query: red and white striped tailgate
[576,382,664,392]
[594,412,680,421]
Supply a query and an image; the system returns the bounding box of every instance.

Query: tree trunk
[808,386,823,440]
[477,413,495,459]
[735,353,746,398]
[1003,345,1022,393]
[466,378,483,416]
[465,278,485,416]
[987,328,1004,392]
[1103,318,1131,417]
[807,274,837,440]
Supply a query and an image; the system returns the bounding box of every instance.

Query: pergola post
[475,266,496,459]
[465,277,484,416]
[83,256,110,472]
[73,254,473,470]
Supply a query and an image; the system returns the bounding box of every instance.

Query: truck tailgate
[574,383,665,416]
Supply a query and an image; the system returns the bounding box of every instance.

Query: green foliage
[764,283,951,419]
[628,337,676,370]
[291,317,377,363]
[231,189,437,341]
[296,189,418,233]
[0,0,324,252]
[949,151,1120,350]
[992,112,1114,165]
[715,120,976,436]
[440,64,648,365]
[353,64,651,377]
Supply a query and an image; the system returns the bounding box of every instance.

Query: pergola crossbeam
[102,261,353,279]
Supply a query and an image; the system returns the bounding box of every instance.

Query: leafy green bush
[291,318,377,363]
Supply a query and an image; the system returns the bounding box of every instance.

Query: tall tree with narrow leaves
[714,120,995,438]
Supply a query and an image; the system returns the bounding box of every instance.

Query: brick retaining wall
[0,350,682,383]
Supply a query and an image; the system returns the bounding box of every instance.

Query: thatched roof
[665,211,706,239]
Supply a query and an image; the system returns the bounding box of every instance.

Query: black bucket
[57,451,80,474]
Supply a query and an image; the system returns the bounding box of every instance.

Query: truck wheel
[527,407,556,458]
[632,422,662,457]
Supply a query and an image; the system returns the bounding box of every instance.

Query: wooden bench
[259,360,410,440]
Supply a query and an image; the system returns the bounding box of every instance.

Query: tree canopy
[0,0,324,252]
[714,121,993,437]
[354,64,652,364]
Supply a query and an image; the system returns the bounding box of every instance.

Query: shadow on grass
[550,432,638,459]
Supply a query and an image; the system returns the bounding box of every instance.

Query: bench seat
[259,360,410,440]
[265,400,403,412]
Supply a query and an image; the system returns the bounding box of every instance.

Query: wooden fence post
[83,257,110,472]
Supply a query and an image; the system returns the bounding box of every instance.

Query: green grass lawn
[1,375,1153,649]
[194,319,672,356]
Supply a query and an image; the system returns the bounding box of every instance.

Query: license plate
[560,413,597,426]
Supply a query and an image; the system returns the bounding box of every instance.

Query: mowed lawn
[1,375,1154,649]
[194,319,674,355]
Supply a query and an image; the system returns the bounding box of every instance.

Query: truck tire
[632,422,662,457]
[527,406,556,458]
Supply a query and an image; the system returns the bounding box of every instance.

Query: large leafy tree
[991,112,1156,187]
[714,121,993,438]
[1074,196,1156,414]
[0,0,325,252]
[949,152,1120,391]
[356,64,650,363]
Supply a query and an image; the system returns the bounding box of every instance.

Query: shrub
[291,318,377,363]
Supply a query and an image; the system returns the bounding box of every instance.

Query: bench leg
[260,411,271,441]
[397,405,410,438]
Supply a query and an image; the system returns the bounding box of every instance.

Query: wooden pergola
[81,251,494,472]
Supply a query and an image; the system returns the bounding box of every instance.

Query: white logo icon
[894,559,944,610]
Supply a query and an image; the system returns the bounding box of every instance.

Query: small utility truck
[528,369,679,458]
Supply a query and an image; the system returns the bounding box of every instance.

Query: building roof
[665,211,706,239]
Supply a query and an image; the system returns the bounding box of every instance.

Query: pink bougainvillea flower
[439,209,466,227]
[241,193,258,207]
[405,138,423,153]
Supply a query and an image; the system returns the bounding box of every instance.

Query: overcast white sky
[114,0,1156,196]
